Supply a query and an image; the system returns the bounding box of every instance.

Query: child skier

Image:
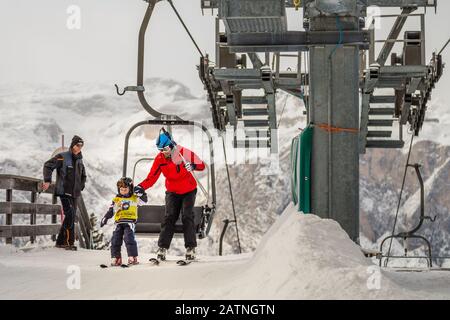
[100,177,147,266]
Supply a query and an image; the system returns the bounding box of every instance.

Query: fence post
[30,191,37,244]
[6,189,12,244]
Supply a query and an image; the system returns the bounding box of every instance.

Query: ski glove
[184,162,196,172]
[134,185,145,197]
[100,217,108,228]
[140,192,148,203]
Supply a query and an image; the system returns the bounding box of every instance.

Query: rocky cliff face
[360,142,450,265]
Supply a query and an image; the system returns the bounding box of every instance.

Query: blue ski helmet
[156,131,173,149]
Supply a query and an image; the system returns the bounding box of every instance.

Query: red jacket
[139,146,205,195]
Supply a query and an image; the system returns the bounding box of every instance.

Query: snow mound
[209,203,404,299]
[210,203,450,300]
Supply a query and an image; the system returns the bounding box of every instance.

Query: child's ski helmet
[117,177,134,195]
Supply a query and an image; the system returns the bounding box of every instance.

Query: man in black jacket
[42,135,87,250]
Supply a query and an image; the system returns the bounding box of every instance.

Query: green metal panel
[291,125,313,213]
[290,136,300,206]
[299,126,313,213]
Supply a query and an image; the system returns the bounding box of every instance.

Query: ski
[99,264,129,269]
[149,258,162,266]
[148,257,197,266]
[176,259,193,266]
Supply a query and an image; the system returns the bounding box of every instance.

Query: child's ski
[99,263,129,269]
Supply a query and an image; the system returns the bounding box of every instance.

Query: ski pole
[160,128,208,198]
[438,38,450,55]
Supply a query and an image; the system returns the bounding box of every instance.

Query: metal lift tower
[199,0,445,242]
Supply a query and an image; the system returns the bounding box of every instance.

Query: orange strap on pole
[316,123,359,134]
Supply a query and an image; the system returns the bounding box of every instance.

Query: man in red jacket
[134,130,205,261]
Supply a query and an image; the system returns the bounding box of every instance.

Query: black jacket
[43,151,86,198]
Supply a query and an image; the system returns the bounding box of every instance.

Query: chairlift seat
[135,205,206,236]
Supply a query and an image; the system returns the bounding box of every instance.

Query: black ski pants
[111,223,138,258]
[158,188,197,249]
[56,196,77,246]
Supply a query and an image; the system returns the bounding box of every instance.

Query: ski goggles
[158,146,171,152]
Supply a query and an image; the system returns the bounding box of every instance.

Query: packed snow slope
[0,203,449,300]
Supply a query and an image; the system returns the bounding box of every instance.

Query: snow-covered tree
[89,213,109,250]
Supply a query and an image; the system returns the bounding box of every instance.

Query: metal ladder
[361,90,405,151]
[213,66,279,154]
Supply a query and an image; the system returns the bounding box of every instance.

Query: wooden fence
[0,174,93,248]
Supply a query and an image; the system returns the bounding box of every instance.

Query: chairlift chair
[123,119,216,239]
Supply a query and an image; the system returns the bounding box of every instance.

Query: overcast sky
[0,0,449,98]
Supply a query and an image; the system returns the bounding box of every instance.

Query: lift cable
[438,38,450,55]
[221,134,242,254]
[277,94,290,128]
[167,0,204,58]
[385,133,415,266]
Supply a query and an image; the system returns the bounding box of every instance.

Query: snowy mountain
[0,79,449,266]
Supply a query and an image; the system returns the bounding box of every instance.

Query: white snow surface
[1,203,449,300]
